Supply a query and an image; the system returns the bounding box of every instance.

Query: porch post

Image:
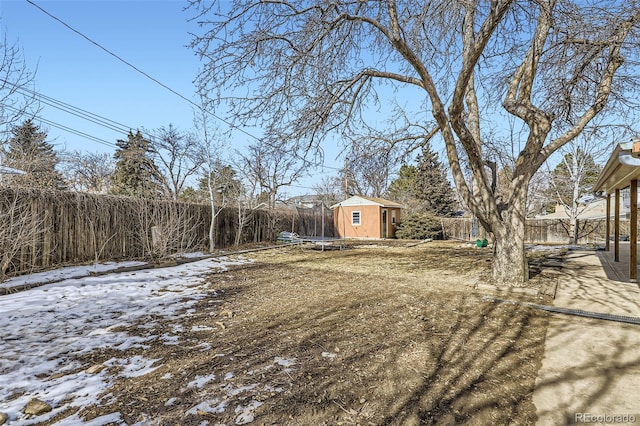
[605,193,611,251]
[615,188,620,262]
[631,180,638,282]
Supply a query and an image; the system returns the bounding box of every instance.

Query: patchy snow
[0,256,250,425]
[235,401,263,425]
[186,398,228,415]
[188,374,217,389]
[160,333,181,345]
[192,325,215,332]
[274,357,296,367]
[526,244,594,252]
[197,342,213,351]
[63,412,124,425]
[0,261,148,289]
[225,384,258,396]
[171,251,209,259]
[104,356,162,378]
[321,352,337,360]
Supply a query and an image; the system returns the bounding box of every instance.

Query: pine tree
[414,143,458,217]
[387,165,417,200]
[387,164,423,214]
[111,130,162,198]
[196,164,243,205]
[1,119,66,190]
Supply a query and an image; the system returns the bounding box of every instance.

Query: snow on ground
[0,261,149,290]
[526,244,597,253]
[0,256,250,425]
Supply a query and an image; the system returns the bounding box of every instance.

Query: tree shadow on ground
[532,249,640,424]
[78,245,550,425]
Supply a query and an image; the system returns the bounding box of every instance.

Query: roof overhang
[593,140,640,194]
[330,195,403,209]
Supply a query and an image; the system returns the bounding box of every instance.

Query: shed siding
[333,205,402,238]
[334,205,381,238]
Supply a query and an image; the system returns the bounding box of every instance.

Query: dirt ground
[75,240,556,425]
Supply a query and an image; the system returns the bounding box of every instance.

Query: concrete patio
[533,245,640,425]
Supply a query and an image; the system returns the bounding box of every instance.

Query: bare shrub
[0,189,44,281]
[133,199,207,260]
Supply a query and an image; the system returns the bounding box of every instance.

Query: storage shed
[331,195,402,239]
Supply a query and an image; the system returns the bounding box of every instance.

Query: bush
[395,212,443,240]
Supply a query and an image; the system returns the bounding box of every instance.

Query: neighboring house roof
[330,195,403,209]
[534,199,618,220]
[287,194,328,208]
[0,165,26,175]
[288,194,320,204]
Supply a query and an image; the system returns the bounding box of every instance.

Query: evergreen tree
[414,143,458,217]
[196,164,243,206]
[387,164,423,214]
[387,165,417,199]
[111,130,162,198]
[1,119,66,190]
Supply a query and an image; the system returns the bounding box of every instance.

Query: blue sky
[0,0,345,195]
[1,0,202,151]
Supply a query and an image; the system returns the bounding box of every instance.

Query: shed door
[381,209,388,238]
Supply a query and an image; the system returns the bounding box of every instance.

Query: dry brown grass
[79,241,551,425]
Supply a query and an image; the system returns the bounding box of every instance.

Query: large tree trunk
[489,187,529,286]
[492,215,528,286]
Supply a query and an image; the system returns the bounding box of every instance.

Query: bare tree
[0,190,44,281]
[232,154,264,246]
[61,151,114,193]
[313,175,343,206]
[545,135,606,244]
[190,0,640,284]
[148,124,205,201]
[343,147,393,198]
[0,31,38,137]
[524,169,552,218]
[238,141,306,210]
[133,198,205,260]
[205,157,232,250]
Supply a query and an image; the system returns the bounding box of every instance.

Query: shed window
[351,211,361,225]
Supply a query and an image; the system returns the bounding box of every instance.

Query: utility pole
[343,158,349,198]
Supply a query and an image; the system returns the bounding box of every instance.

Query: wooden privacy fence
[0,188,334,279]
[441,217,620,244]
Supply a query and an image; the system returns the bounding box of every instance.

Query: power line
[25,0,267,144]
[3,104,116,148]
[24,0,346,174]
[26,0,199,110]
[2,78,153,148]
[15,85,132,135]
[40,118,116,148]
[10,85,131,137]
